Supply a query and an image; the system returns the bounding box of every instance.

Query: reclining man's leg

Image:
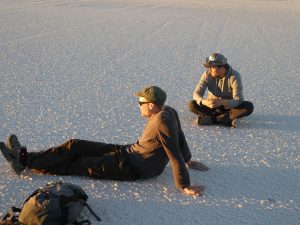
[66,152,139,181]
[27,139,120,174]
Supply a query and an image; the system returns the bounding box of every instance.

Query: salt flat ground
[0,0,299,224]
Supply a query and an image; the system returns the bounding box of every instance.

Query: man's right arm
[193,72,208,105]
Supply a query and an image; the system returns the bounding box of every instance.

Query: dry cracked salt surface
[0,0,299,224]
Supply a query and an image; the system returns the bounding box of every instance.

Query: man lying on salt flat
[1,85,208,196]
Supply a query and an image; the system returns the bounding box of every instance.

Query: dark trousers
[27,139,139,181]
[188,100,254,121]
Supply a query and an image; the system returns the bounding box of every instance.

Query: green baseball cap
[203,53,227,68]
[135,86,167,106]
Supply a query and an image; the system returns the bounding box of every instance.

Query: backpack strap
[73,220,91,225]
[84,203,101,222]
[21,188,43,207]
[0,207,22,225]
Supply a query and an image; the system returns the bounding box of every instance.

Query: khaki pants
[27,139,139,181]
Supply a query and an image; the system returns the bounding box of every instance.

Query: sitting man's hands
[186,160,209,171]
[181,185,205,196]
[202,99,227,108]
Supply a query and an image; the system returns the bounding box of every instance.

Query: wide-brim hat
[203,53,227,68]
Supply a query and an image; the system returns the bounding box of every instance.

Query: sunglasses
[210,65,223,69]
[139,101,150,106]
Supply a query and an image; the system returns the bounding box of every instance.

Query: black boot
[0,142,27,175]
[7,134,21,149]
[217,111,235,127]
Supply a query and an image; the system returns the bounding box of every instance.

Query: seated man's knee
[245,101,254,114]
[188,100,198,112]
[241,101,254,115]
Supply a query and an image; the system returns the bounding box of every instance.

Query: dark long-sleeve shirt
[127,106,191,189]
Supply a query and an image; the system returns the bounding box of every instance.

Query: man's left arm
[157,120,190,189]
[157,119,206,196]
[226,75,244,108]
[175,111,209,171]
[225,71,244,108]
[214,73,244,108]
